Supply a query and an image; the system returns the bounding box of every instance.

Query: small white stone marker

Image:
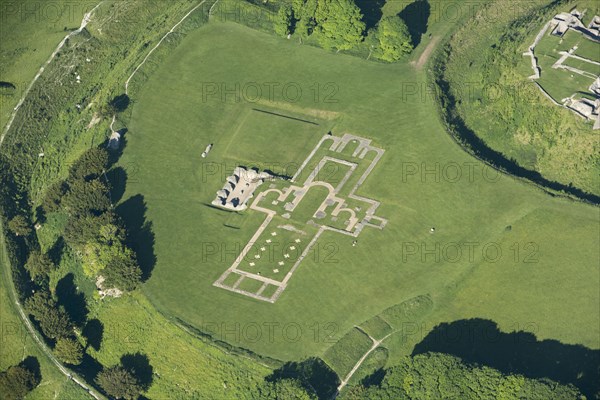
[260,247,266,252]
[284,254,290,259]
[271,232,277,236]
[290,246,296,251]
[278,261,284,266]
[255,254,261,259]
[295,239,301,243]
[273,269,279,273]
[249,262,255,267]
[266,239,272,243]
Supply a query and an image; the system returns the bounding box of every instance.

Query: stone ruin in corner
[212,167,273,211]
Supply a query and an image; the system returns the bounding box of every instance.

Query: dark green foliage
[54,337,84,365]
[0,362,41,400]
[0,153,15,209]
[8,215,31,237]
[102,254,142,291]
[41,181,67,213]
[63,212,124,247]
[68,147,109,182]
[62,179,111,216]
[96,365,143,400]
[253,379,317,399]
[99,94,131,117]
[274,4,293,37]
[24,251,55,284]
[267,357,339,399]
[110,94,131,113]
[341,353,584,400]
[25,290,73,340]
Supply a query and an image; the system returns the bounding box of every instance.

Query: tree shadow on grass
[74,354,103,383]
[354,0,386,31]
[82,319,104,352]
[115,194,156,281]
[106,167,127,204]
[360,367,386,388]
[398,0,431,48]
[121,353,153,391]
[412,318,600,398]
[267,357,339,400]
[104,131,128,167]
[47,236,65,266]
[20,356,42,385]
[55,273,88,327]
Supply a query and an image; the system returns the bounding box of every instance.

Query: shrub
[8,215,31,237]
[96,365,143,400]
[54,337,84,365]
[0,363,41,400]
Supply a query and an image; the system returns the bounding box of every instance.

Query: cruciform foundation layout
[213,133,388,303]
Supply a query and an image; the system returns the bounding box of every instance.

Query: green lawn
[118,19,599,371]
[322,328,373,378]
[536,28,599,101]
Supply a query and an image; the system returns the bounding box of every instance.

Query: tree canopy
[96,365,143,400]
[8,215,31,237]
[24,251,55,284]
[42,147,142,291]
[315,0,366,51]
[25,290,74,340]
[341,352,584,399]
[374,16,413,62]
[0,363,41,400]
[274,4,294,37]
[69,147,109,182]
[54,337,84,365]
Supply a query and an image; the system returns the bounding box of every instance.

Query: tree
[375,16,413,62]
[54,337,84,365]
[96,365,143,400]
[292,0,317,41]
[341,352,585,400]
[8,215,31,237]
[274,4,293,37]
[25,290,73,340]
[62,179,111,216]
[102,253,142,291]
[98,94,130,118]
[24,251,55,283]
[64,212,124,247]
[315,0,365,51]
[0,364,40,400]
[41,181,67,213]
[254,379,317,399]
[69,147,109,181]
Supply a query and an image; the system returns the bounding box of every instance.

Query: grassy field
[119,17,599,382]
[1,0,598,397]
[0,0,90,130]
